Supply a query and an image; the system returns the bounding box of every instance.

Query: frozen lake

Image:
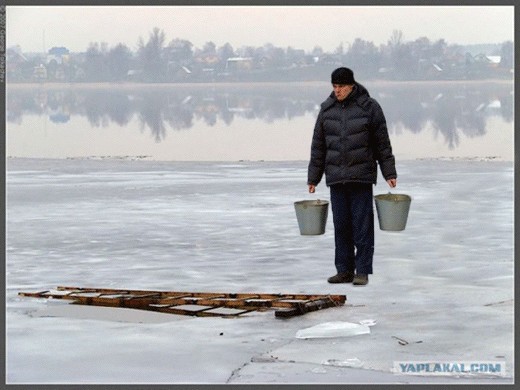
[6,157,514,384]
[5,79,514,384]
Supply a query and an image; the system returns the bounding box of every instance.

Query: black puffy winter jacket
[307,83,397,187]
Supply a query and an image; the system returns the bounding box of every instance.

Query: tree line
[8,28,514,83]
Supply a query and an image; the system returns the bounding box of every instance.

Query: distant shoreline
[6,79,513,89]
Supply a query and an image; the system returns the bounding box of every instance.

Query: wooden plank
[149,304,250,318]
[275,297,342,318]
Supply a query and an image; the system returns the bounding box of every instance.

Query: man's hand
[308,184,316,193]
[387,179,397,188]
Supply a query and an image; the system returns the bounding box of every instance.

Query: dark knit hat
[331,67,355,85]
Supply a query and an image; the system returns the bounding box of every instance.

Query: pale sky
[6,6,514,54]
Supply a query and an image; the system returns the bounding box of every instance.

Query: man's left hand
[387,179,397,188]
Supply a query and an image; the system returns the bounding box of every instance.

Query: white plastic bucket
[294,199,329,235]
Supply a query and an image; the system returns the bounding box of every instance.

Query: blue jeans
[330,183,374,275]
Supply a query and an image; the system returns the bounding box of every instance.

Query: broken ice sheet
[295,321,370,339]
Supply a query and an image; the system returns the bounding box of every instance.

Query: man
[307,67,397,286]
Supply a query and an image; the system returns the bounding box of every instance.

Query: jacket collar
[321,83,371,110]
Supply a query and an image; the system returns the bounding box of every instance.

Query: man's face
[332,84,353,102]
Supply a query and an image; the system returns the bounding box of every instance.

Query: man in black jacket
[307,67,397,286]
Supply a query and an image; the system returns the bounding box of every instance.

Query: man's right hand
[308,184,316,193]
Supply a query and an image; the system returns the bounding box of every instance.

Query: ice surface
[6,158,514,384]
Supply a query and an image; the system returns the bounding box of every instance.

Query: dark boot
[353,274,369,286]
[327,271,354,283]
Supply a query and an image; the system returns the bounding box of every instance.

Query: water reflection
[6,82,513,150]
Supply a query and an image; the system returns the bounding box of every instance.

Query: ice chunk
[295,321,370,339]
[359,319,377,327]
[323,358,364,368]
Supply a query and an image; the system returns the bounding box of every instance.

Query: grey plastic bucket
[294,199,329,235]
[374,193,411,231]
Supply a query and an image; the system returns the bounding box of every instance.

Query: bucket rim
[294,199,329,206]
[374,193,411,202]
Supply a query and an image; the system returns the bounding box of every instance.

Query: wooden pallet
[18,286,346,318]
